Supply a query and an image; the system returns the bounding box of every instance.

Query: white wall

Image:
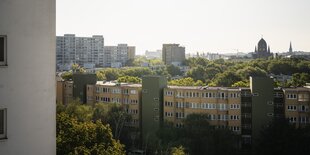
[0,0,56,154]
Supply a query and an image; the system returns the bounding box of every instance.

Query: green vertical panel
[141,76,167,143]
[250,76,274,142]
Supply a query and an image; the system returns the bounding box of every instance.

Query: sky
[57,0,310,55]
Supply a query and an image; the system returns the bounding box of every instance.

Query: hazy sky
[57,0,310,55]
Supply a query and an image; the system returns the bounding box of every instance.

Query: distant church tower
[253,37,272,58]
[289,41,293,53]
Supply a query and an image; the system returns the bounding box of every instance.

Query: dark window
[0,36,7,65]
[0,108,7,139]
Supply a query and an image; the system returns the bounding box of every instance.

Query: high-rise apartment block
[104,44,135,68]
[56,34,104,70]
[162,44,185,65]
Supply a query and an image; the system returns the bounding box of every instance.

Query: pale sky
[57,0,310,55]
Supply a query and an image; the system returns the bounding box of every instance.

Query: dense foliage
[155,113,240,155]
[56,101,138,154]
[254,118,310,155]
[60,57,310,87]
[93,57,310,87]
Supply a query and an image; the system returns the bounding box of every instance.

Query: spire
[255,46,257,53]
[289,41,293,53]
[268,46,270,53]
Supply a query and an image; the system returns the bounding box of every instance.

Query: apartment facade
[163,86,242,134]
[56,80,73,105]
[283,87,310,128]
[56,34,104,70]
[60,75,310,149]
[162,44,185,65]
[86,81,142,128]
[104,44,136,68]
[0,0,56,154]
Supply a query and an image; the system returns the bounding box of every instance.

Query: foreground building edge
[0,0,56,154]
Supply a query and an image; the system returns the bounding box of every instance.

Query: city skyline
[57,0,310,54]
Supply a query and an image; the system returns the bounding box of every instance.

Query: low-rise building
[86,81,142,128]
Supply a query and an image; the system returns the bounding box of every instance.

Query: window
[287,105,297,111]
[252,93,259,96]
[0,36,7,66]
[287,94,297,99]
[130,90,136,94]
[267,113,274,117]
[0,108,7,139]
[267,101,274,105]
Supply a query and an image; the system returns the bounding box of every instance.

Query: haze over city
[57,0,310,54]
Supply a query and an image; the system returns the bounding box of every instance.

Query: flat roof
[96,81,142,88]
[167,86,241,91]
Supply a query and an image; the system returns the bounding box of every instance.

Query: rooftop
[96,81,142,88]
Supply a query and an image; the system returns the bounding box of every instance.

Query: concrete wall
[0,0,56,154]
[250,77,274,141]
[141,76,167,142]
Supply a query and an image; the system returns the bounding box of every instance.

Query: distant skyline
[57,0,310,55]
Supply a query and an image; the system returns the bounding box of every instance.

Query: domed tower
[257,38,267,53]
[253,38,272,58]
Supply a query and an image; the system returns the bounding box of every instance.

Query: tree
[56,112,125,155]
[61,71,73,81]
[231,81,249,87]
[167,65,182,76]
[186,66,206,81]
[169,77,205,86]
[62,101,94,122]
[157,114,239,155]
[236,66,267,80]
[117,76,142,83]
[102,69,121,81]
[105,104,132,140]
[210,71,242,87]
[289,73,310,87]
[254,118,310,155]
[170,146,186,155]
[267,61,297,75]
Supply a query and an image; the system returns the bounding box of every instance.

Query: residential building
[86,81,142,128]
[145,50,162,59]
[0,0,56,154]
[56,80,73,105]
[63,75,310,149]
[72,73,97,103]
[163,86,242,134]
[56,34,104,70]
[104,44,135,67]
[141,76,167,142]
[283,87,310,128]
[249,77,274,142]
[162,44,185,65]
[128,46,136,60]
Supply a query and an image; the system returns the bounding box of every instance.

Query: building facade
[104,44,136,68]
[56,80,73,105]
[162,44,185,65]
[56,34,104,70]
[0,0,56,154]
[86,81,142,128]
[145,50,162,59]
[61,76,310,149]
[163,86,242,134]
